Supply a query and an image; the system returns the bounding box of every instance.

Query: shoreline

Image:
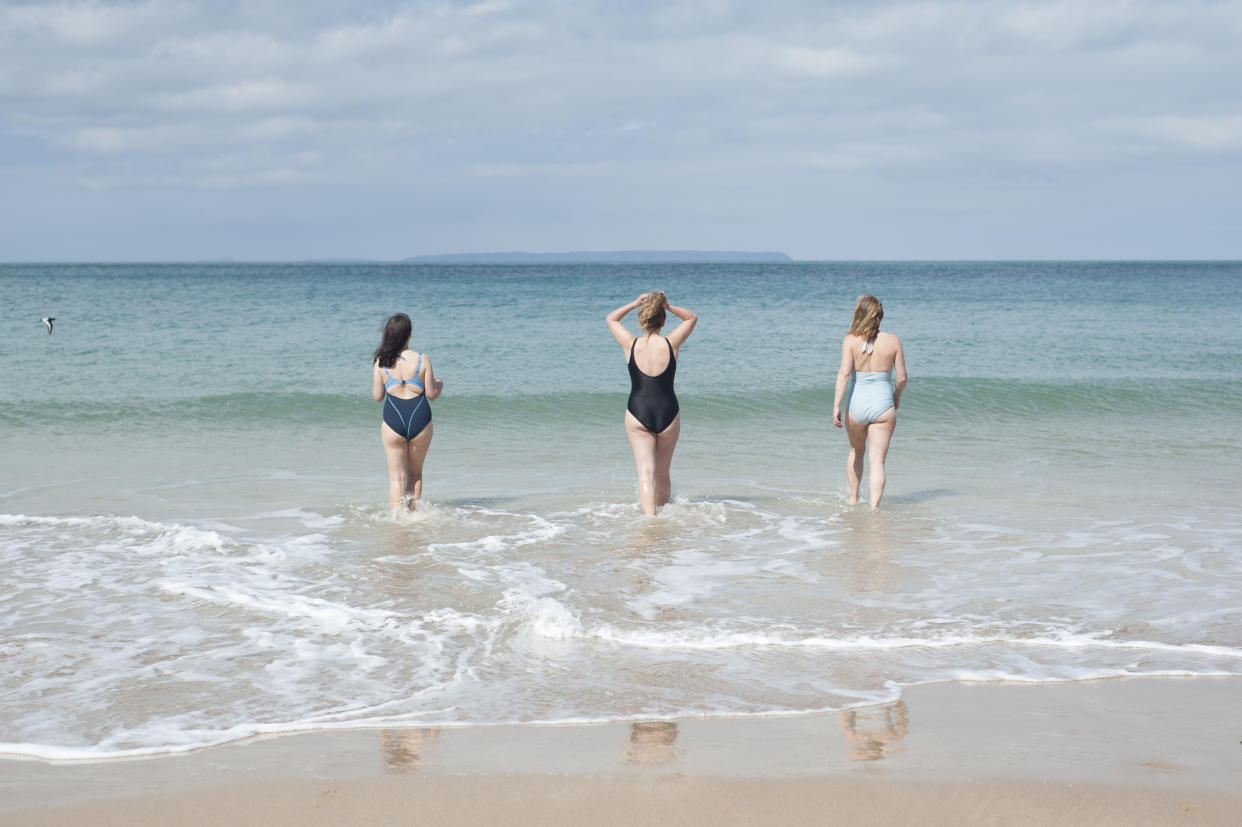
[3,675,1240,825]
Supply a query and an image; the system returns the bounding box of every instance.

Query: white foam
[3,504,1240,761]
[251,508,346,529]
[505,591,584,641]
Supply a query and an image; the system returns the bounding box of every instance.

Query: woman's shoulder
[878,331,901,345]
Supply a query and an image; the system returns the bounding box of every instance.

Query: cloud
[155,78,311,113]
[1099,114,1242,151]
[772,45,898,78]
[0,0,196,45]
[0,0,1239,257]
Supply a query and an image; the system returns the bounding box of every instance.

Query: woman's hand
[833,407,843,428]
[636,293,648,303]
[433,378,444,393]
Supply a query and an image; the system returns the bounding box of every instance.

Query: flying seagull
[41,317,55,335]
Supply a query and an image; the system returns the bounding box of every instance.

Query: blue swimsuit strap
[384,354,424,390]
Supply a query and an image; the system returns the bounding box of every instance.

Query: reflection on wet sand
[379,728,440,773]
[623,721,679,766]
[840,700,909,762]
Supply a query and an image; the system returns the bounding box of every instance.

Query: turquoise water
[2,261,1241,758]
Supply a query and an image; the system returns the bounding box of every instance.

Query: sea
[1,261,1240,760]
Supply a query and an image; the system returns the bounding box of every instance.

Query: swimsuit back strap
[412,353,425,388]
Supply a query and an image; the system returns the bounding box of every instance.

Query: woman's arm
[664,300,698,353]
[832,337,853,428]
[372,361,386,402]
[892,336,908,408]
[421,354,444,401]
[606,295,644,350]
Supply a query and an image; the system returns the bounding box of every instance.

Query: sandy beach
[3,676,1239,826]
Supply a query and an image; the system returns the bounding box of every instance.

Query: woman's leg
[652,414,681,507]
[381,423,412,509]
[844,414,868,505]
[625,412,659,515]
[864,409,897,509]
[404,422,434,509]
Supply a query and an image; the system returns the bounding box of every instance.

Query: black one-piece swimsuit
[627,338,679,433]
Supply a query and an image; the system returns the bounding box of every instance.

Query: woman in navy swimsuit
[606,292,698,515]
[372,313,444,511]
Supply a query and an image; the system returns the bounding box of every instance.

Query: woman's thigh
[406,422,433,471]
[653,413,681,471]
[845,414,869,455]
[865,410,897,461]
[381,423,410,475]
[625,411,658,468]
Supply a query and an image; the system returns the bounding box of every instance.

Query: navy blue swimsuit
[381,354,431,440]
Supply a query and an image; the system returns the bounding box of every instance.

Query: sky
[1,0,1240,260]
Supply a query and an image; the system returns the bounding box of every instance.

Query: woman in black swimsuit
[606,291,698,515]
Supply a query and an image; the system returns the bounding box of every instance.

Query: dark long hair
[373,313,412,368]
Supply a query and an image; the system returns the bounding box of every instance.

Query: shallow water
[2,261,1240,758]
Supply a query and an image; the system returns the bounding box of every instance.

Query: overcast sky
[2,0,1240,260]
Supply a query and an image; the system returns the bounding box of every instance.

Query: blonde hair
[638,291,667,332]
[848,294,883,343]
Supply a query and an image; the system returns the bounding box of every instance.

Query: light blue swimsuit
[847,339,895,425]
[848,369,895,425]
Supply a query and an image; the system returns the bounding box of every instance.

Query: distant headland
[402,250,792,263]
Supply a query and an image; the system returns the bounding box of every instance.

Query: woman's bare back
[630,335,673,375]
[844,331,900,373]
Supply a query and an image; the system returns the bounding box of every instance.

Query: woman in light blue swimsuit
[832,295,908,509]
[371,313,444,511]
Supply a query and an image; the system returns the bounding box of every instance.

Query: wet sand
[3,677,1240,826]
